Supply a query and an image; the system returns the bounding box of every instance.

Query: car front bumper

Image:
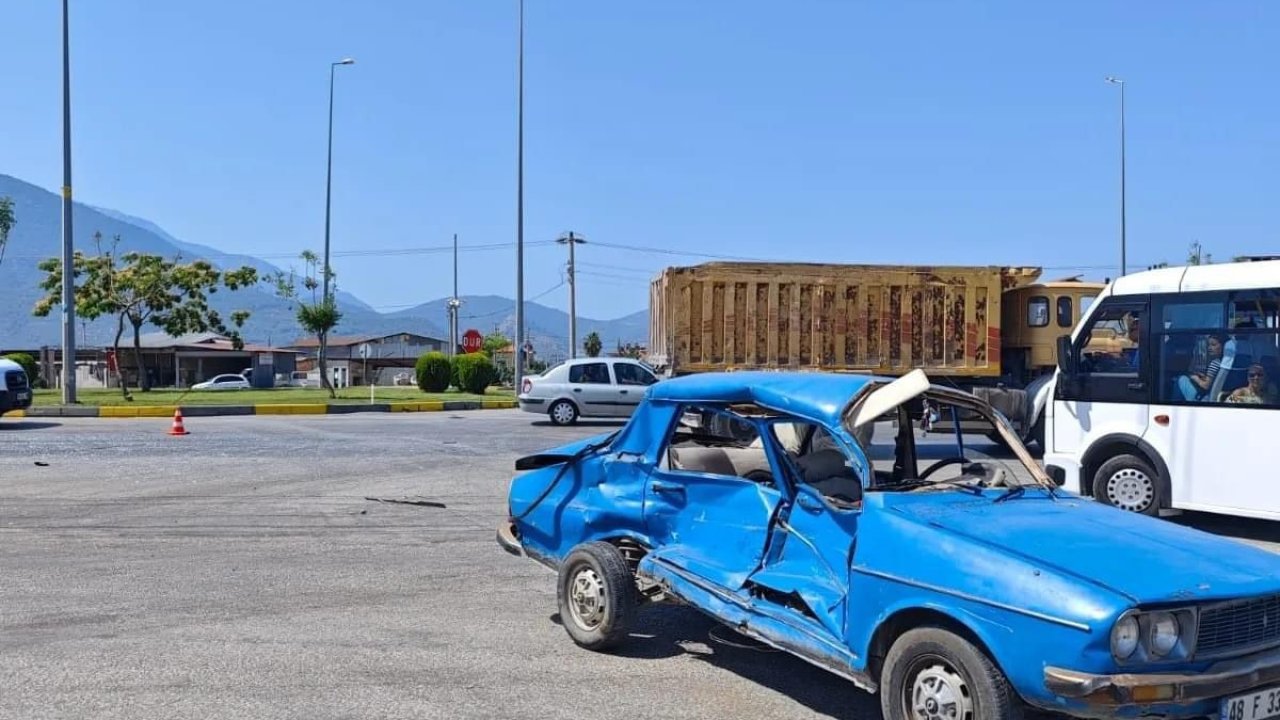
[1045,644,1280,710]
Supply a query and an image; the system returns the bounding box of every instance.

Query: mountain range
[0,173,647,359]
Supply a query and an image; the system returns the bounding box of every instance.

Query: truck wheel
[1092,454,1161,516]
[557,541,637,651]
[548,400,579,426]
[880,627,1022,720]
[1029,415,1045,450]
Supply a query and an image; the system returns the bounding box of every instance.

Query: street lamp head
[336,58,355,66]
[1106,76,1124,84]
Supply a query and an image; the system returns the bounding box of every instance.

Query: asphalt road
[2,410,1277,720]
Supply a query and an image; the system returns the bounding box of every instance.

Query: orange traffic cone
[168,408,190,436]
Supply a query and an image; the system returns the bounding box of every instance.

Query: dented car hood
[887,493,1280,605]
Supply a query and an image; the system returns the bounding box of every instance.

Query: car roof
[561,357,643,365]
[646,371,879,427]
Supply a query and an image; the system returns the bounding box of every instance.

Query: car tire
[556,541,637,652]
[1028,414,1045,450]
[548,399,579,426]
[1092,453,1161,516]
[880,627,1022,720]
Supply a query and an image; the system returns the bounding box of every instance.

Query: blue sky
[2,1,1276,320]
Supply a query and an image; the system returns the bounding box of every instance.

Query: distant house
[286,332,446,387]
[118,332,300,388]
[493,342,540,371]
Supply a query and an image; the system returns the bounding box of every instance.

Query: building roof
[288,332,444,348]
[135,332,298,354]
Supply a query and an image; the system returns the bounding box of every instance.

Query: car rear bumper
[496,519,524,557]
[516,396,545,413]
[1044,644,1280,709]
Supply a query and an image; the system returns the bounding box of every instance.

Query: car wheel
[1092,453,1160,516]
[880,627,1021,720]
[556,541,637,651]
[548,399,579,426]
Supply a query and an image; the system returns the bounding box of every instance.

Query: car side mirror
[1056,336,1076,375]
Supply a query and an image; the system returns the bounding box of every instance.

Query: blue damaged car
[497,369,1280,720]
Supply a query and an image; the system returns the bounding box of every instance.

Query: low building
[286,332,447,387]
[111,332,300,389]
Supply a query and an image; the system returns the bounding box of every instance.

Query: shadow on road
[551,606,878,719]
[0,420,62,431]
[1173,512,1280,545]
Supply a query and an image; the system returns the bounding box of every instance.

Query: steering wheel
[918,456,970,480]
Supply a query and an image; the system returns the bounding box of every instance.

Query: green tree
[583,331,602,358]
[0,196,14,268]
[269,251,341,399]
[33,232,257,397]
[481,332,509,359]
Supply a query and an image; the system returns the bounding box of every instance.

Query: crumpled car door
[749,482,859,640]
[643,469,782,592]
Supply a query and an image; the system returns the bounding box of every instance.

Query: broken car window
[665,406,774,484]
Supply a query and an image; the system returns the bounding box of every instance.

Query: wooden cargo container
[648,262,1042,378]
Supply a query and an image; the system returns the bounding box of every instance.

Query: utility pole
[1106,76,1126,276]
[557,231,586,358]
[447,233,462,357]
[60,0,77,403]
[514,0,526,389]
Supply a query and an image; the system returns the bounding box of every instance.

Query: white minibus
[1044,259,1280,520]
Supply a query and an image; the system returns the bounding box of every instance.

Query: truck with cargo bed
[647,262,1107,447]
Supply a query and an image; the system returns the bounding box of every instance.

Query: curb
[8,400,517,419]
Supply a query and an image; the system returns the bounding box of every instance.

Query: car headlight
[1148,612,1180,657]
[1111,613,1140,660]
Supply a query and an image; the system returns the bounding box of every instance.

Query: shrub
[415,352,452,393]
[2,353,38,384]
[451,353,498,395]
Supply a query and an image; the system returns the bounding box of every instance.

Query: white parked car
[518,357,660,425]
[192,374,251,391]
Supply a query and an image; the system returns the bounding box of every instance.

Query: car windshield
[848,388,1053,495]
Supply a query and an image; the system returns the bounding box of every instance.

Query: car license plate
[1222,686,1280,720]
[16,391,30,402]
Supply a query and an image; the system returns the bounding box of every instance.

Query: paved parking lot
[2,410,1277,720]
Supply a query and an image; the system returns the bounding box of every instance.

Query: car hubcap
[568,566,606,630]
[908,661,973,720]
[552,403,574,424]
[1106,468,1154,512]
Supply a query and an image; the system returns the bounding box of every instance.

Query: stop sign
[461,329,483,354]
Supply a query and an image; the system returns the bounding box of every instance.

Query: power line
[576,270,652,284]
[576,261,655,275]
[588,240,770,262]
[459,280,565,320]
[3,240,560,263]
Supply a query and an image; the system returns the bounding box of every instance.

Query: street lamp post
[1106,76,1126,276]
[60,0,77,403]
[322,58,354,306]
[447,233,462,357]
[514,0,526,389]
[557,232,585,358]
[320,57,353,392]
